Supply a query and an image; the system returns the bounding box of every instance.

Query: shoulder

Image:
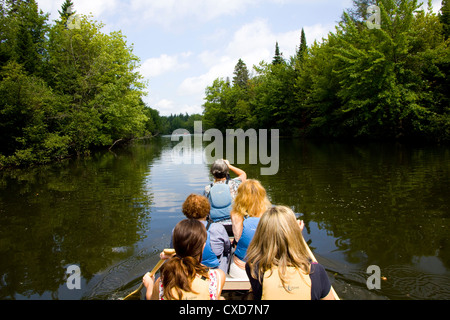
[209,223,229,238]
[213,268,226,281]
[309,263,332,300]
[209,222,227,232]
[229,178,242,189]
[230,177,242,184]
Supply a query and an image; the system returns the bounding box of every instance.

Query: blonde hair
[232,179,271,218]
[246,206,311,292]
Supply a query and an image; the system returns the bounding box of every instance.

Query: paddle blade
[122,285,143,300]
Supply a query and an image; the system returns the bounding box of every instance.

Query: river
[0,135,449,300]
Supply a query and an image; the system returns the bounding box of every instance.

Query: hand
[160,249,176,260]
[142,272,155,289]
[223,159,230,167]
[298,220,305,232]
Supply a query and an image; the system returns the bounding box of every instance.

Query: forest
[0,0,162,167]
[203,0,449,142]
[1,0,449,168]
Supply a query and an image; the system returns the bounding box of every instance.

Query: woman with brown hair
[228,179,272,278]
[142,219,226,300]
[245,206,336,300]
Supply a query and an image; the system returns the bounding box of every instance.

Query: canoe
[223,275,251,291]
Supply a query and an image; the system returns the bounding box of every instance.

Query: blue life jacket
[234,217,260,261]
[201,221,220,268]
[207,181,232,222]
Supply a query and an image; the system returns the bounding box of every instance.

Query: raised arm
[224,159,247,182]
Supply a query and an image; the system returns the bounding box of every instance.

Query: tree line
[0,0,166,168]
[202,0,450,143]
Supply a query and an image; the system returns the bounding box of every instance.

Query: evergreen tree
[59,0,75,19]
[272,42,284,65]
[440,0,450,39]
[295,28,308,70]
[232,58,249,89]
[15,21,38,73]
[298,28,307,58]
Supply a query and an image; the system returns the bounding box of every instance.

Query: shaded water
[0,137,449,300]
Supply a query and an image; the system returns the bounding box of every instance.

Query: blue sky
[37,0,442,116]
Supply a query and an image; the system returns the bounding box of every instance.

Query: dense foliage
[0,0,161,168]
[202,0,450,142]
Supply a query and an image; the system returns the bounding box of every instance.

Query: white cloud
[178,57,235,96]
[127,0,258,29]
[139,52,191,79]
[38,0,119,21]
[178,19,335,99]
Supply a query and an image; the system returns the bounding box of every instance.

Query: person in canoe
[245,206,336,300]
[204,159,247,236]
[228,179,272,278]
[180,193,231,274]
[143,219,226,300]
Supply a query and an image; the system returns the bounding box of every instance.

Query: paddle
[122,249,175,300]
[301,237,340,300]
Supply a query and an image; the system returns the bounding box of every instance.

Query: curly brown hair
[182,194,211,219]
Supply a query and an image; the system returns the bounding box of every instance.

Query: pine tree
[297,28,307,62]
[272,42,284,65]
[59,0,75,19]
[233,58,249,89]
[440,0,450,39]
[5,0,48,75]
[15,21,38,73]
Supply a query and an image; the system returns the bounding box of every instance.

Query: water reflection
[0,137,449,300]
[0,141,162,299]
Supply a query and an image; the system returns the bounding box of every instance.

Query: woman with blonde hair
[228,179,271,278]
[245,206,335,300]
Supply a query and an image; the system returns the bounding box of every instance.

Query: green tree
[329,0,449,140]
[232,58,249,89]
[440,0,450,39]
[0,0,49,75]
[297,28,307,63]
[45,14,147,155]
[251,60,298,132]
[344,0,378,22]
[201,0,450,143]
[143,105,163,136]
[58,0,74,19]
[0,61,69,166]
[272,42,284,65]
[203,78,234,131]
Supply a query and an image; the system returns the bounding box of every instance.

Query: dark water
[0,136,449,300]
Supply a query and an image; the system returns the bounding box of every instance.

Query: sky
[36,0,443,116]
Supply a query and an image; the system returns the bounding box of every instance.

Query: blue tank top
[202,222,220,268]
[234,217,260,261]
